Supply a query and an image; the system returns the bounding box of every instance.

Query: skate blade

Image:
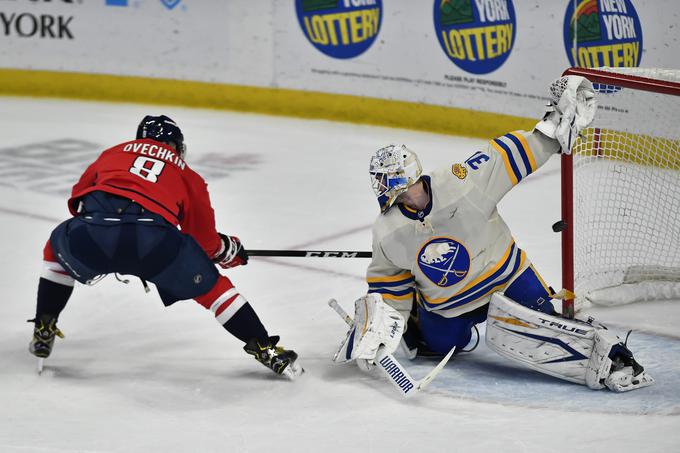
[37,358,44,375]
[283,362,304,380]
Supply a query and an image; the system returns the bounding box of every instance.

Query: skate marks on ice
[402,327,680,415]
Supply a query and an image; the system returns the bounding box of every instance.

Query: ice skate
[244,335,303,379]
[28,314,64,359]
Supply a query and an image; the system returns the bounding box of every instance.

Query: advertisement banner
[1,1,678,120]
[274,0,679,118]
[0,0,274,87]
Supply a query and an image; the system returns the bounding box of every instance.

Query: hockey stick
[328,299,455,398]
[248,249,371,258]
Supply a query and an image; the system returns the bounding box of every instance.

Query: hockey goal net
[561,67,680,315]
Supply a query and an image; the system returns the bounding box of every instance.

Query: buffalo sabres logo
[417,237,470,287]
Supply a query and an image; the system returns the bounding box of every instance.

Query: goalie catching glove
[535,75,597,154]
[485,293,653,392]
[334,293,405,371]
[213,233,248,269]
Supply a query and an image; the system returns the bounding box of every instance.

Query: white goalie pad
[334,293,405,364]
[485,293,653,392]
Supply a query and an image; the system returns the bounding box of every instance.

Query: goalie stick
[328,298,455,398]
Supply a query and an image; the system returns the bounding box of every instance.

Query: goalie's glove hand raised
[213,233,248,269]
[535,75,597,154]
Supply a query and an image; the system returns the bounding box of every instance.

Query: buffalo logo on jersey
[452,163,468,179]
[417,237,471,287]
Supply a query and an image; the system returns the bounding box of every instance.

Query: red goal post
[560,67,680,318]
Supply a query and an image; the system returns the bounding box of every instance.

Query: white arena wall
[1,0,678,137]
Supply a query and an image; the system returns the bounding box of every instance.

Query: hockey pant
[416,265,555,354]
[41,192,251,329]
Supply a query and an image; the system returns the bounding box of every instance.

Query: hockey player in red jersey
[29,115,303,379]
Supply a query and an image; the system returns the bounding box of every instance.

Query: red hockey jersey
[69,139,222,257]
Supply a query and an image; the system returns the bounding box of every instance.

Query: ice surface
[1,97,678,453]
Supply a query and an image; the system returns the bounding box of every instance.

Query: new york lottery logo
[418,237,470,287]
[296,0,383,59]
[563,0,643,69]
[434,0,517,75]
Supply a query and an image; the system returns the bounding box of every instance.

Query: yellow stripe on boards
[0,69,537,140]
[575,128,680,171]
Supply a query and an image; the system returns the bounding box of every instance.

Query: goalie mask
[369,144,423,213]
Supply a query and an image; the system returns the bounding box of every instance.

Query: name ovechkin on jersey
[122,142,186,170]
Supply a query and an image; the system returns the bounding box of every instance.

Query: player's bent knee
[194,276,235,309]
[417,307,479,354]
[503,266,556,315]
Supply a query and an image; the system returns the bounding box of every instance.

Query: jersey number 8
[129,156,165,183]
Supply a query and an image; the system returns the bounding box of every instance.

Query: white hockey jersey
[367,129,560,319]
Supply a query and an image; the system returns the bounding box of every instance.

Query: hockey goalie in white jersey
[335,76,653,393]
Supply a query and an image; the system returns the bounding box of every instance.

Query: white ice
[1,97,678,453]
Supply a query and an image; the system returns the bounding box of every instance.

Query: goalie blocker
[486,293,653,392]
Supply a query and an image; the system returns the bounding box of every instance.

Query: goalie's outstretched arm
[461,128,559,208]
[464,75,596,206]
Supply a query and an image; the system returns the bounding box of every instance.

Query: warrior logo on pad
[418,237,470,287]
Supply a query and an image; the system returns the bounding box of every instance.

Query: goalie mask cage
[561,67,680,317]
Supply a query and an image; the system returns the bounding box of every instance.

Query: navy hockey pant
[49,191,218,306]
[417,265,555,354]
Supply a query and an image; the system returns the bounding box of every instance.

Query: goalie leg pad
[334,293,405,364]
[486,293,653,392]
[586,328,654,392]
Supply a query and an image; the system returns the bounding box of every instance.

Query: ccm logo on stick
[305,251,358,257]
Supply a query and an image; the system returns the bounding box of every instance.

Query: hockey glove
[213,233,248,269]
[535,75,597,154]
[334,293,405,366]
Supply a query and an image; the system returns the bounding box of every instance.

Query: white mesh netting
[571,67,680,306]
